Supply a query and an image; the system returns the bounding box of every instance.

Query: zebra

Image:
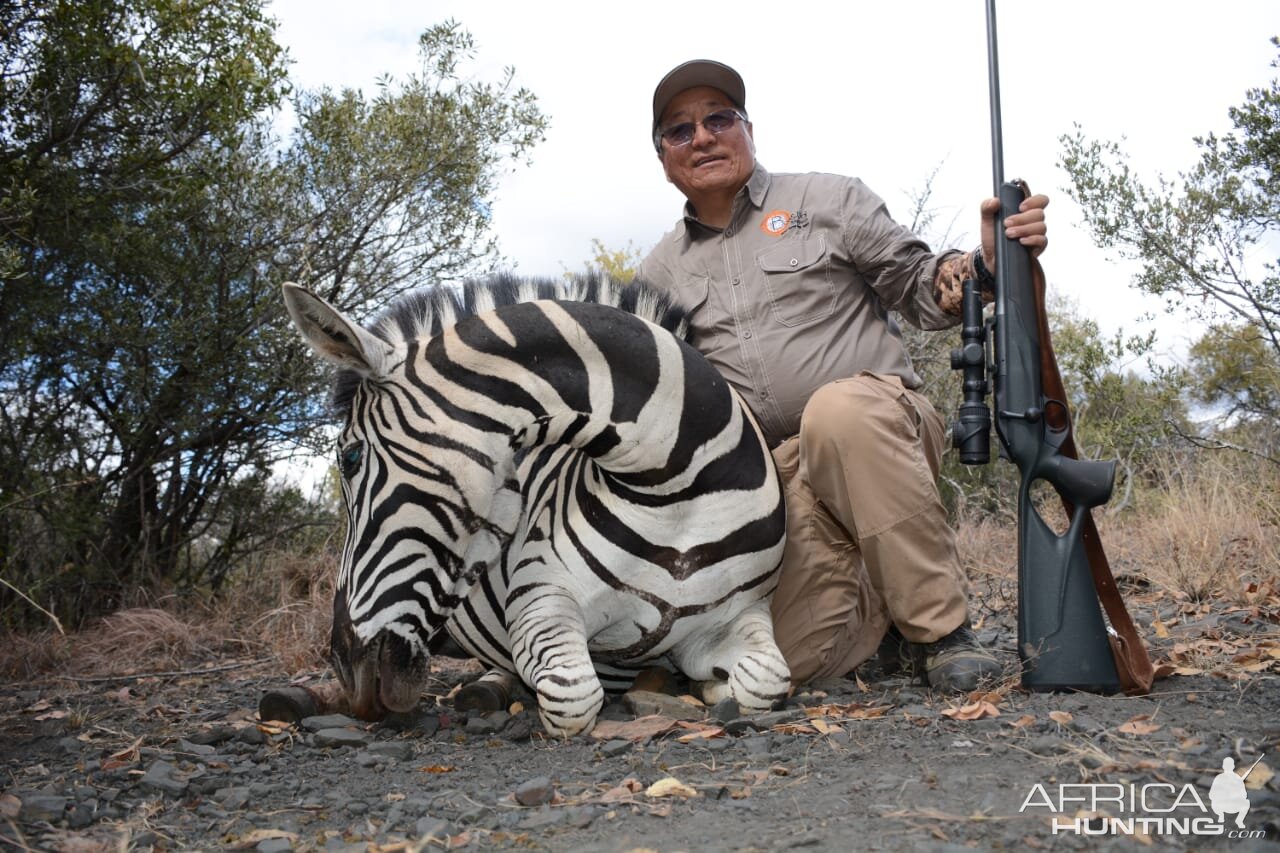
[282,273,791,737]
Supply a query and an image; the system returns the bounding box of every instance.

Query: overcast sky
[268,0,1277,361]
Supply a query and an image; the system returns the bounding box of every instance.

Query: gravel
[3,634,1279,851]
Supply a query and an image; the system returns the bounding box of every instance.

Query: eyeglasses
[655,108,748,150]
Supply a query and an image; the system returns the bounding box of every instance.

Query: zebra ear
[282,282,392,378]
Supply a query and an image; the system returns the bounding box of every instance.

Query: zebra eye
[338,443,363,478]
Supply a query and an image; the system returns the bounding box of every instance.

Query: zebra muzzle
[337,629,428,721]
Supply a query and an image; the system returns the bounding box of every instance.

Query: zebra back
[331,273,689,418]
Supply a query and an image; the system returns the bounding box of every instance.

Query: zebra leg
[671,600,791,714]
[507,589,604,737]
[454,668,517,713]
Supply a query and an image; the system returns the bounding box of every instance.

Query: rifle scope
[950,277,991,464]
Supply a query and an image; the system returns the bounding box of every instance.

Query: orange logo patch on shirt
[760,210,791,236]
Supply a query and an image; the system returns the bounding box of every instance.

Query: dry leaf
[597,778,644,804]
[968,689,1005,705]
[809,701,893,720]
[674,721,724,743]
[1008,714,1036,729]
[0,793,19,820]
[1152,618,1170,639]
[1238,660,1275,673]
[509,701,524,714]
[1048,710,1073,726]
[1117,715,1162,736]
[645,777,698,799]
[108,737,143,762]
[811,719,840,735]
[229,829,299,849]
[941,701,1001,721]
[34,709,68,721]
[25,699,51,713]
[419,764,458,773]
[590,715,677,742]
[845,704,891,720]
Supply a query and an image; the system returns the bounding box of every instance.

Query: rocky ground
[3,592,1279,852]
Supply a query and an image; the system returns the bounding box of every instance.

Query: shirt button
[743,331,752,339]
[732,277,740,286]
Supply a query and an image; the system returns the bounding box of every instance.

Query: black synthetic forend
[327,272,689,419]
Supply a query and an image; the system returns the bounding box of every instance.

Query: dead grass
[1118,454,1279,603]
[957,453,1279,606]
[0,548,338,683]
[236,549,335,674]
[82,607,218,674]
[0,607,217,681]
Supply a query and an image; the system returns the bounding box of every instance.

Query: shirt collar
[680,162,771,237]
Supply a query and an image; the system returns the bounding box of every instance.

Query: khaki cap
[651,59,747,132]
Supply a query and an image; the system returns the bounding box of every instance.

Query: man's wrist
[970,248,995,286]
[969,248,996,302]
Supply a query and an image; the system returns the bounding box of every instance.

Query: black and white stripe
[284,273,790,735]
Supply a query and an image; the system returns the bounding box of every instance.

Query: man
[1209,757,1251,829]
[637,60,1049,692]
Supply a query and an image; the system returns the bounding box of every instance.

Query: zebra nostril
[377,630,427,713]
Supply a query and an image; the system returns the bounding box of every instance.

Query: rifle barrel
[985,0,1005,192]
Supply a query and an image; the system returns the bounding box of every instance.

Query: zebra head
[283,283,514,720]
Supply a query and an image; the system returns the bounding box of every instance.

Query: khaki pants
[769,373,970,685]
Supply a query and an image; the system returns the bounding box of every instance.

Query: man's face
[657,86,755,205]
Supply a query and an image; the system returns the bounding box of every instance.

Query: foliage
[1047,299,1190,505]
[0,2,547,628]
[578,238,644,283]
[1185,320,1280,461]
[1060,37,1280,460]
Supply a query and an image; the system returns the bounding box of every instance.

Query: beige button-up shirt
[638,163,965,446]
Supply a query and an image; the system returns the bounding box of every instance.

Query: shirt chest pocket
[756,237,836,327]
[670,273,730,351]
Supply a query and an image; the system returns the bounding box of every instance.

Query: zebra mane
[331,272,690,417]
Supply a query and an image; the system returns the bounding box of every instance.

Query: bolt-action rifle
[949,0,1153,695]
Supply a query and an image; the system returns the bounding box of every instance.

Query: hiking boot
[910,622,1002,692]
[875,624,912,676]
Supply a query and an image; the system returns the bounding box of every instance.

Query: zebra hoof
[258,682,349,723]
[454,681,510,713]
[259,687,317,724]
